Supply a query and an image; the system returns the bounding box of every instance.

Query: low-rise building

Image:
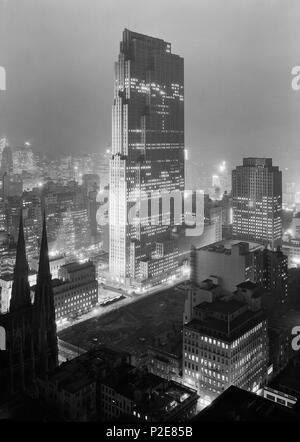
[147,330,183,383]
[100,364,198,422]
[38,346,130,421]
[0,271,36,313]
[268,354,300,408]
[29,253,66,279]
[31,261,98,321]
[193,385,299,421]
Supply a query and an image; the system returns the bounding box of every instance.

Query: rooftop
[194,299,246,315]
[270,354,300,396]
[237,281,259,290]
[0,269,36,282]
[199,239,263,254]
[185,309,265,342]
[193,386,299,421]
[148,330,183,359]
[31,278,65,291]
[47,345,130,394]
[103,364,197,418]
[61,261,94,273]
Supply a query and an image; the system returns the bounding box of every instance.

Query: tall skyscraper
[109,29,184,287]
[1,145,13,177]
[0,136,8,165]
[232,158,282,249]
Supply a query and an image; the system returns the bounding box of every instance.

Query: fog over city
[1,0,300,180]
[2,0,300,426]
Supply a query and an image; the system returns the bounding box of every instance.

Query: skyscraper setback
[232,158,282,249]
[109,29,185,288]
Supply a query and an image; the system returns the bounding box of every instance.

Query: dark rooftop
[193,386,299,421]
[61,261,94,273]
[270,354,300,397]
[102,364,197,418]
[194,299,246,315]
[185,309,265,342]
[237,281,259,290]
[148,330,183,359]
[0,269,36,282]
[47,345,130,394]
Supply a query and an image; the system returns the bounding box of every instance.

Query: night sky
[1,0,300,178]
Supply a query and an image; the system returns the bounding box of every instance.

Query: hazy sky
[0,0,300,174]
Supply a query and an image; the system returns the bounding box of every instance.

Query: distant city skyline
[2,2,300,423]
[1,0,300,183]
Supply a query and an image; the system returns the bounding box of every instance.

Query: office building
[42,261,98,321]
[182,240,265,324]
[253,247,288,304]
[282,238,300,268]
[191,240,262,293]
[0,271,36,313]
[2,173,23,198]
[182,285,269,406]
[100,364,198,422]
[0,145,13,177]
[38,346,131,421]
[147,330,183,383]
[30,253,66,279]
[232,158,282,249]
[109,29,184,288]
[193,385,299,421]
[13,145,36,174]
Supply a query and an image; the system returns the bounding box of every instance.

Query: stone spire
[10,209,32,312]
[34,212,58,376]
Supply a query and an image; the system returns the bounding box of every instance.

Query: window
[277,398,286,406]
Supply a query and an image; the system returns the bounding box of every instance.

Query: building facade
[232,158,282,249]
[182,289,269,407]
[109,29,184,288]
[253,247,288,304]
[191,240,262,294]
[100,364,197,422]
[48,261,98,321]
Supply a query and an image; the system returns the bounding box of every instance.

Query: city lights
[292,257,300,266]
[0,66,6,91]
[1,6,300,425]
[109,29,185,288]
[219,161,226,173]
